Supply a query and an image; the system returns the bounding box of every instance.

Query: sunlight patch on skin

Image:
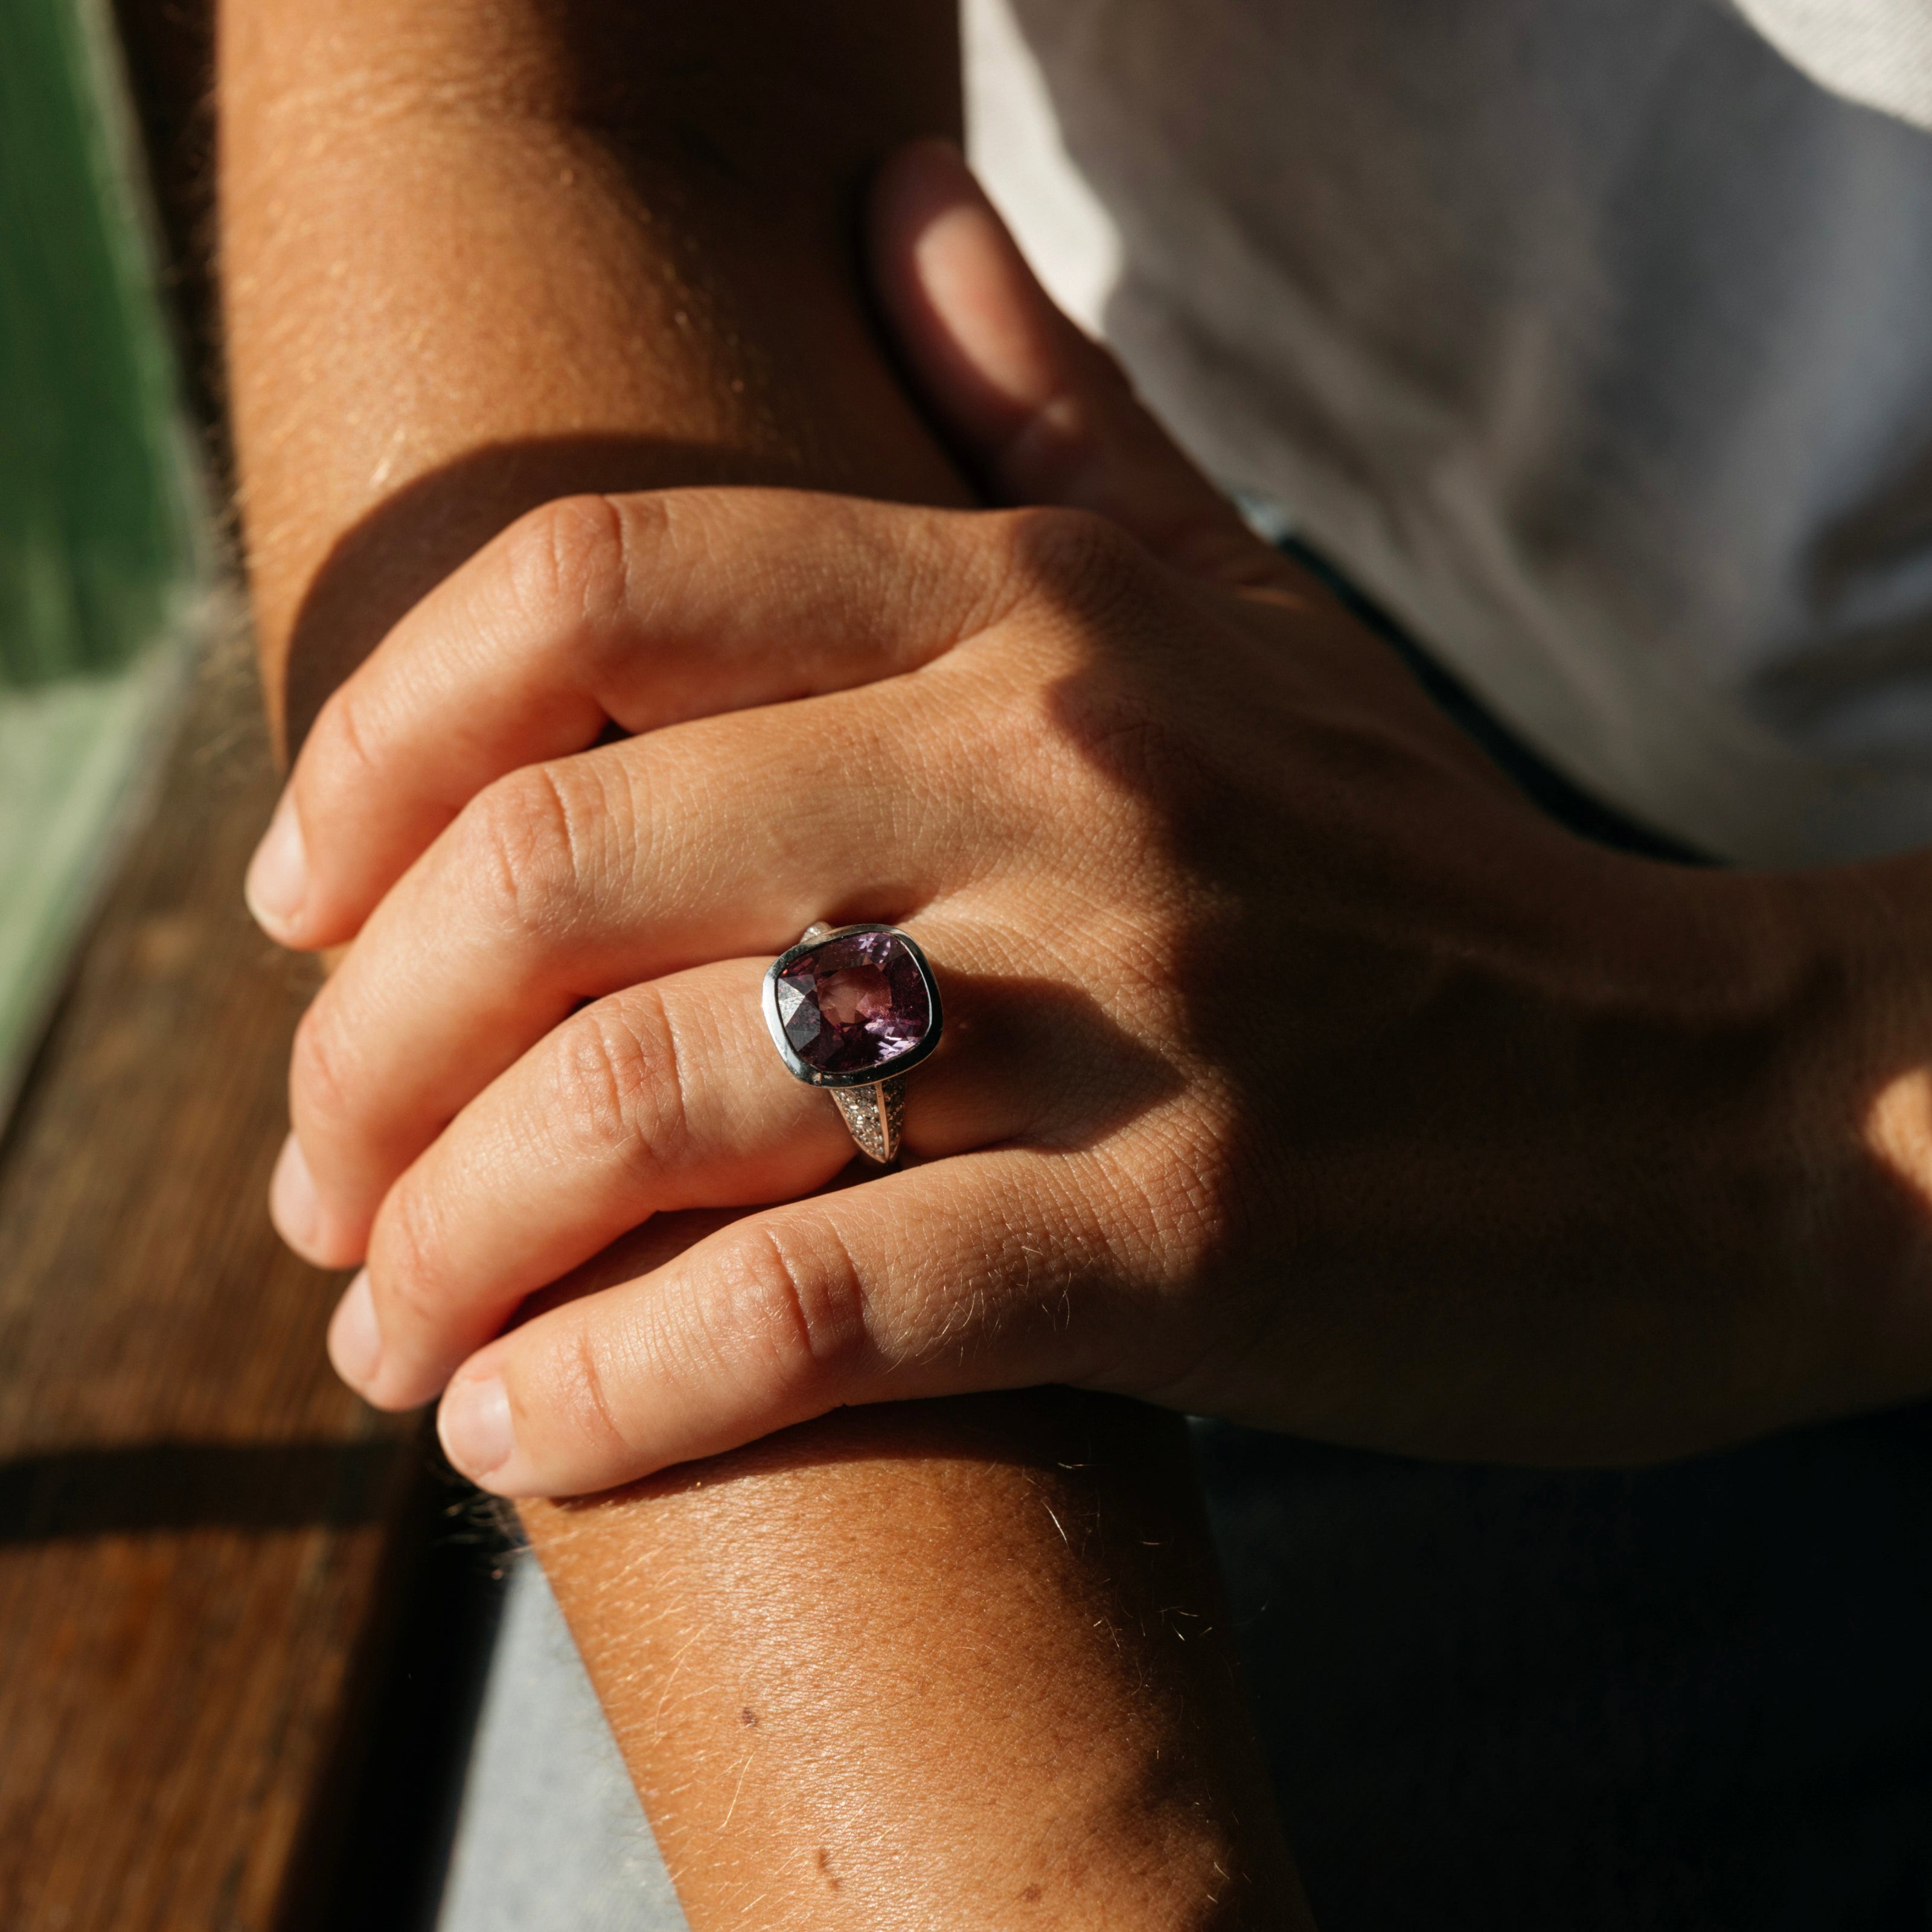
[1846,1064,1932,1402]
[1863,1064,1932,1198]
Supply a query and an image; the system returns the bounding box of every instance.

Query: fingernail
[245,793,308,938]
[440,1374,515,1480]
[328,1269,382,1388]
[270,1133,319,1249]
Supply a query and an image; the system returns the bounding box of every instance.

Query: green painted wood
[0,0,208,1122]
[0,0,201,686]
[0,644,191,1121]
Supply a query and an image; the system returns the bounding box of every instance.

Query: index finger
[246,487,1012,952]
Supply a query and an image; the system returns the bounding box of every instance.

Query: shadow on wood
[0,651,499,1930]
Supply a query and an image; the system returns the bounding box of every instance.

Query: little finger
[434,1144,1153,1497]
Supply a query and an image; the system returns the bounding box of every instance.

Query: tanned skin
[219,2,1305,1925]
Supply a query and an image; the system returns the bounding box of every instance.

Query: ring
[763,922,944,1165]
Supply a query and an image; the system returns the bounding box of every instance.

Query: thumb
[869,139,1285,589]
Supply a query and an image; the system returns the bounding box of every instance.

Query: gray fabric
[967,0,1932,863]
[1197,1411,1932,1932]
[434,1556,686,1932]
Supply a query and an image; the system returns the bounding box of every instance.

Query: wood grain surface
[0,650,462,1931]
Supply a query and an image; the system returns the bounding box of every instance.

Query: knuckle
[1061,677,1191,787]
[959,641,1185,840]
[290,997,362,1136]
[310,676,383,802]
[368,1180,455,1331]
[560,1316,641,1465]
[544,992,694,1174]
[450,760,597,946]
[501,492,636,635]
[715,1220,872,1399]
[1000,503,1145,612]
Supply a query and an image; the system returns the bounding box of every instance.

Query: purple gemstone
[774,930,932,1075]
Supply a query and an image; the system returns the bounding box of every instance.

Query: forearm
[221,0,967,750]
[529,1387,1297,1928]
[217,4,1300,1922]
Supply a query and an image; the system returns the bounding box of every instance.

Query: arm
[217,4,1303,1925]
[532,1371,1297,1928]
[222,0,968,752]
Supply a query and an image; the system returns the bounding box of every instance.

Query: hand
[251,144,1932,1495]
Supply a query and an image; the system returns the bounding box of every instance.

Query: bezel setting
[761,923,944,1089]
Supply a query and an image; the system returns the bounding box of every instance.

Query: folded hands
[250,143,1907,1498]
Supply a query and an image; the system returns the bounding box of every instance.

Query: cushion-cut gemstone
[774,929,932,1075]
